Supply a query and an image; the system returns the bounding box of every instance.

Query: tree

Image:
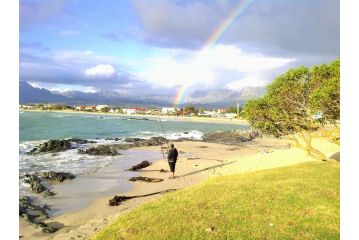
[226,106,242,117]
[101,107,110,113]
[308,60,340,123]
[184,105,198,115]
[242,59,340,160]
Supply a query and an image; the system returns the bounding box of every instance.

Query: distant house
[122,107,147,115]
[135,107,147,114]
[85,106,96,111]
[161,107,176,115]
[20,105,34,110]
[224,113,237,118]
[96,105,109,111]
[145,109,160,115]
[198,110,217,117]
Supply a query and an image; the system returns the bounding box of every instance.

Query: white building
[123,108,136,115]
[224,113,237,118]
[96,105,109,111]
[161,107,176,115]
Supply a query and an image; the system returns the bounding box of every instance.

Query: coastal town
[19,103,240,119]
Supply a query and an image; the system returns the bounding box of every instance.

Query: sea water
[19,111,249,215]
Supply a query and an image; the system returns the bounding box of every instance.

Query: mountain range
[19,81,265,108]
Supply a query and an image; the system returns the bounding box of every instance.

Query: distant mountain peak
[19,81,265,107]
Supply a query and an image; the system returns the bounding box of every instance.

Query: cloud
[225,75,267,91]
[85,64,116,77]
[136,44,295,89]
[130,0,339,55]
[20,48,139,90]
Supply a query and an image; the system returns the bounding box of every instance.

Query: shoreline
[20,109,250,125]
[19,136,340,240]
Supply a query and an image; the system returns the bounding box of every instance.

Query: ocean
[19,111,250,215]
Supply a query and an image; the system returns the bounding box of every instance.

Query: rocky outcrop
[124,136,167,146]
[39,171,75,183]
[28,138,96,154]
[129,176,163,182]
[203,130,261,145]
[24,171,76,196]
[24,174,47,194]
[78,144,124,156]
[105,137,121,141]
[127,161,151,171]
[19,196,59,233]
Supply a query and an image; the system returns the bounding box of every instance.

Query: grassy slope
[93,162,339,240]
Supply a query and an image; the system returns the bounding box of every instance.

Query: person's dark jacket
[167,148,178,163]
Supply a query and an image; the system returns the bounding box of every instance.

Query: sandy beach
[21,109,250,125]
[19,135,339,240]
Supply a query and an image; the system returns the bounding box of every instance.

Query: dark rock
[26,174,46,194]
[28,138,96,154]
[43,190,56,197]
[124,136,167,147]
[78,144,123,156]
[37,222,59,233]
[19,196,49,220]
[159,169,168,172]
[203,130,261,145]
[69,138,96,144]
[127,161,151,171]
[129,176,163,182]
[106,137,120,141]
[39,171,75,183]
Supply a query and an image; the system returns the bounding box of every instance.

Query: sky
[19,0,340,103]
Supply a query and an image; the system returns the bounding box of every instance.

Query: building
[224,113,237,118]
[85,106,96,111]
[198,110,218,117]
[122,108,136,115]
[122,107,147,115]
[96,105,109,111]
[161,107,176,115]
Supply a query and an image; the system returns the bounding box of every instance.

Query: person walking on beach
[167,143,178,179]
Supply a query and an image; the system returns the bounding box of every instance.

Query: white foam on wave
[166,130,203,140]
[131,130,203,140]
[50,114,72,118]
[19,139,122,192]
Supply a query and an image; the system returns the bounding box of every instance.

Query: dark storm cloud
[131,0,339,55]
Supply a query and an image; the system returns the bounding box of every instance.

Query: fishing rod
[157,110,170,162]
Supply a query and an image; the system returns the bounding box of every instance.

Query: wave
[131,130,203,140]
[166,130,203,140]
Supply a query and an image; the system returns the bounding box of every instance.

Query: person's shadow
[176,161,236,178]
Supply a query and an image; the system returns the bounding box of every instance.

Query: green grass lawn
[93,161,339,240]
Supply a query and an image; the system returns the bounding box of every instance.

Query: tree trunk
[288,133,329,161]
[301,132,329,161]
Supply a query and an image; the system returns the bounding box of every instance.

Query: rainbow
[202,0,253,51]
[173,85,187,109]
[173,0,253,107]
